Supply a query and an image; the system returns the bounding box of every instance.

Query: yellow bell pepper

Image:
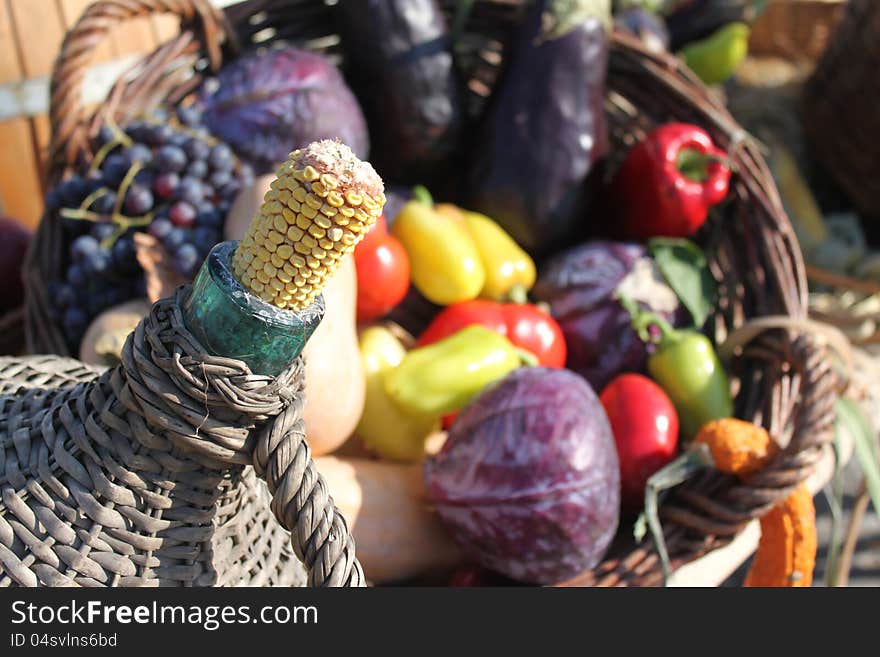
[391,188,485,305]
[355,325,440,462]
[436,204,536,302]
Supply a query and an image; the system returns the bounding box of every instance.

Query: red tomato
[359,213,388,252]
[600,373,679,510]
[504,304,567,369]
[448,565,491,587]
[417,300,566,368]
[354,214,411,323]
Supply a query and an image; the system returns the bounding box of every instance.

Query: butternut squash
[79,298,151,367]
[315,456,463,583]
[225,174,274,243]
[301,255,365,455]
[228,175,366,455]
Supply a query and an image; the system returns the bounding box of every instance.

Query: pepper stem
[412,185,434,207]
[516,348,540,368]
[643,444,714,585]
[507,284,530,305]
[617,291,679,345]
[676,148,731,183]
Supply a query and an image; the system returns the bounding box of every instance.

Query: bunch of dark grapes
[46,105,252,352]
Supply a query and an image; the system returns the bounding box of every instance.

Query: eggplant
[465,0,611,258]
[335,0,463,184]
[614,7,670,52]
[664,0,757,51]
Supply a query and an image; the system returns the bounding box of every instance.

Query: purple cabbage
[425,367,620,585]
[198,46,369,174]
[533,241,685,392]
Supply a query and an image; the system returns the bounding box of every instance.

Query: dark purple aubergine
[425,367,620,585]
[665,0,754,51]
[465,0,610,258]
[335,0,463,183]
[614,7,670,52]
[533,241,686,392]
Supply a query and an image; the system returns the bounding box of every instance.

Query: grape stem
[89,116,132,174]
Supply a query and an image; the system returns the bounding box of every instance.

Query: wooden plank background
[0,0,180,230]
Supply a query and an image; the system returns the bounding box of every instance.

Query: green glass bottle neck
[182,241,325,377]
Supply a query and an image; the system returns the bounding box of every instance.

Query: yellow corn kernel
[230,140,385,310]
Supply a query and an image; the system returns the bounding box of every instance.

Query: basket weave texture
[19,0,838,586]
[1,285,363,587]
[803,0,880,217]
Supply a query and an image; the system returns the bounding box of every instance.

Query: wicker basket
[0,306,25,357]
[802,0,880,218]
[20,0,837,586]
[748,0,846,62]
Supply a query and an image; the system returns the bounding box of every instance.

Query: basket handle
[48,0,227,178]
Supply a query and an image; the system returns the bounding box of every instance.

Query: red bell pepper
[417,300,567,368]
[612,123,731,240]
[354,213,411,323]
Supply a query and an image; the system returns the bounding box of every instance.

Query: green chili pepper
[619,294,733,441]
[384,325,536,417]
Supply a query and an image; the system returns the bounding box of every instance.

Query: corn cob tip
[231,139,385,312]
[291,139,384,200]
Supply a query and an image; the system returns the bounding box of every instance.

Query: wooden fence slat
[0,118,45,228]
[151,14,180,43]
[8,0,67,78]
[31,114,52,178]
[58,0,117,62]
[0,1,40,229]
[0,0,24,84]
[109,15,159,58]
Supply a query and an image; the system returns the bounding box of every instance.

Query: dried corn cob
[232,140,385,311]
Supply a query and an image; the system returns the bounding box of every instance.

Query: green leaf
[835,397,880,518]
[824,426,848,587]
[649,238,718,328]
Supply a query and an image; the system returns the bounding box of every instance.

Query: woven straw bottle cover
[0,141,383,587]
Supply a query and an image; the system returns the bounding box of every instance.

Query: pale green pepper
[384,325,535,417]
